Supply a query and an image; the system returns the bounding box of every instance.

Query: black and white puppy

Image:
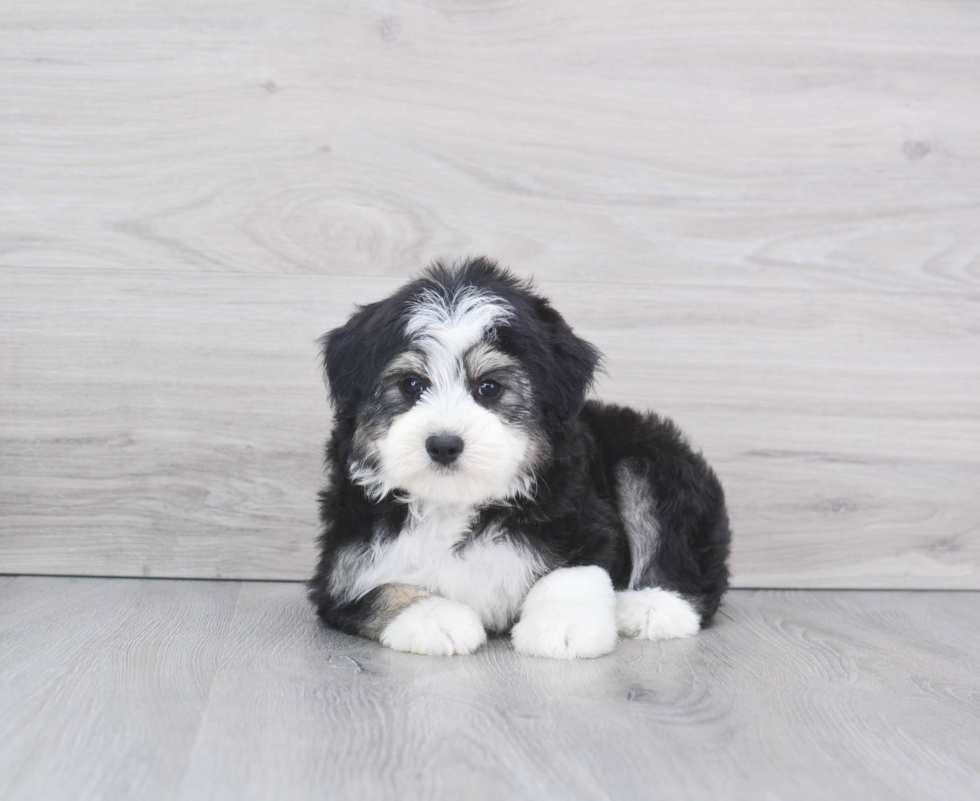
[309,258,730,659]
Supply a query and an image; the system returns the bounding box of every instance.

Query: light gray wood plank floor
[1,577,978,800]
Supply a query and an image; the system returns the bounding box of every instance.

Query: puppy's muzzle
[426,434,464,466]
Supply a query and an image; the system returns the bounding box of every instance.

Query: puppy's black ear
[319,323,360,415]
[533,297,602,427]
[320,298,408,415]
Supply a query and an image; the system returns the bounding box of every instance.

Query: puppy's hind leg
[615,587,701,640]
[612,459,706,640]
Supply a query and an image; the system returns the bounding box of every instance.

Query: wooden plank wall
[1,0,978,587]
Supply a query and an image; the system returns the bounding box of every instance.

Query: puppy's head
[322,258,600,506]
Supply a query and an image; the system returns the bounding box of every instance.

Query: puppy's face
[351,288,543,506]
[323,263,599,507]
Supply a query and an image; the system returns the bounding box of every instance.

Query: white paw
[379,596,486,656]
[511,566,617,660]
[616,587,701,640]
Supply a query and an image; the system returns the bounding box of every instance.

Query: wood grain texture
[0,576,242,800]
[1,1,979,292]
[1,0,979,586]
[1,270,977,586]
[2,577,979,800]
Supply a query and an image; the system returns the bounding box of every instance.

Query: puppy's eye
[401,376,427,399]
[477,379,501,399]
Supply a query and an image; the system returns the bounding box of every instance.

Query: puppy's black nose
[426,434,464,465]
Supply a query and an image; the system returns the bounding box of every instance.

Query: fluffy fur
[309,258,731,659]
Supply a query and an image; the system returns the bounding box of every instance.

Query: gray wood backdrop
[1,0,978,588]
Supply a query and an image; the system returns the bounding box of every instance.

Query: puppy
[309,258,730,659]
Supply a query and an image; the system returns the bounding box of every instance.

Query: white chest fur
[349,505,542,632]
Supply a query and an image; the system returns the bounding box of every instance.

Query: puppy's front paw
[380,596,487,656]
[511,566,617,660]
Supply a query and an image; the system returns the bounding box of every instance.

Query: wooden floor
[1,577,978,800]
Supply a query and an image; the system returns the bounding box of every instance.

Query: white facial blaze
[377,385,531,505]
[359,286,536,506]
[404,287,512,356]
